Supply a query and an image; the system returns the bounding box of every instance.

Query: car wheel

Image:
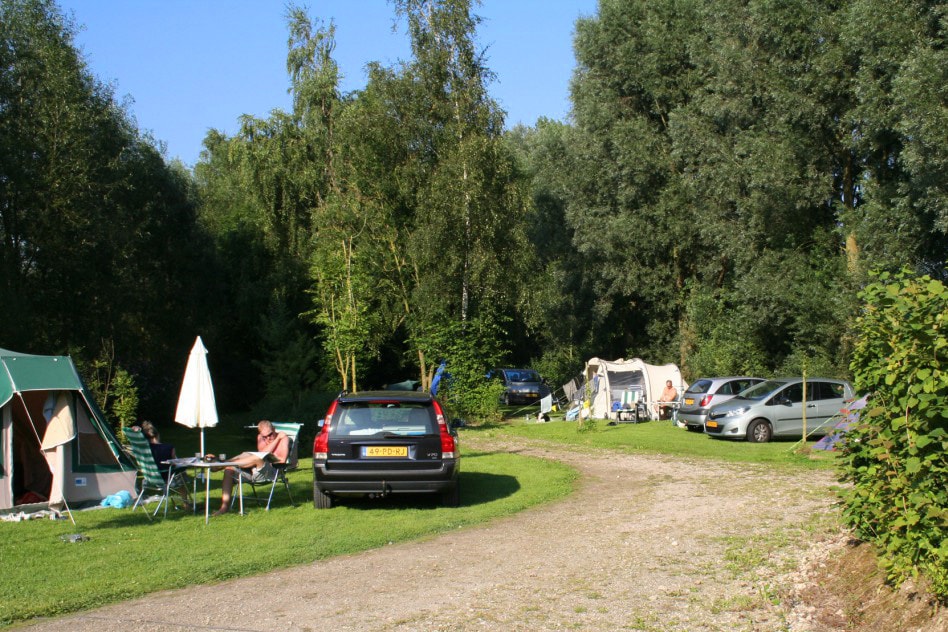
[313,480,333,509]
[686,424,703,432]
[502,393,510,406]
[440,482,460,507]
[746,419,773,443]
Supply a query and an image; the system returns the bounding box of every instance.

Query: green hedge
[840,270,948,600]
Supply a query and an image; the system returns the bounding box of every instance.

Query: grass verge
[0,450,576,627]
[482,418,839,470]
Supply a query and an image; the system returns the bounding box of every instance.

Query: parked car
[492,368,551,405]
[705,378,854,442]
[312,390,460,508]
[383,379,422,391]
[677,377,765,431]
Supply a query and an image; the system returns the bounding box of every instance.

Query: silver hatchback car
[705,378,854,442]
[677,377,765,431]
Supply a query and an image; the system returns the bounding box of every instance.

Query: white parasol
[173,336,219,456]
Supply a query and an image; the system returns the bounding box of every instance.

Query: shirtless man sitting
[213,420,289,515]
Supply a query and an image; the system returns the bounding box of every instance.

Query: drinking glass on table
[219,453,226,462]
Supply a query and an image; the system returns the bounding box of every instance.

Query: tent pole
[61,497,76,525]
[15,393,44,445]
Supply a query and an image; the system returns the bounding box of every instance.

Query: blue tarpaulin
[430,360,447,396]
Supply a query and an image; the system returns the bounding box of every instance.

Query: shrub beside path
[24,436,844,631]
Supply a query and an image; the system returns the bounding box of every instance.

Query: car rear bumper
[505,392,545,404]
[314,461,459,495]
[677,410,709,426]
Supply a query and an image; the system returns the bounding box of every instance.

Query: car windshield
[736,380,786,401]
[507,370,541,382]
[331,403,436,437]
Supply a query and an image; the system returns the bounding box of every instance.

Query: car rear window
[685,379,712,394]
[724,379,757,395]
[331,403,436,437]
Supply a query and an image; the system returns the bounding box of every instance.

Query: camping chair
[617,388,645,422]
[238,422,303,511]
[125,427,190,519]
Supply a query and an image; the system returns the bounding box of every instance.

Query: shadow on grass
[324,471,520,511]
[70,506,166,528]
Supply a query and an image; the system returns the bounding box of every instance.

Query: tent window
[74,404,118,467]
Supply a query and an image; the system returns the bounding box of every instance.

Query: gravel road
[23,437,841,631]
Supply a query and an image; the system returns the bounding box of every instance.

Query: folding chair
[125,427,190,519]
[617,388,644,422]
[241,422,303,511]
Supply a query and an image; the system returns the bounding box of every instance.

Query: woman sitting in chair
[136,420,192,508]
[139,421,177,477]
[213,420,289,516]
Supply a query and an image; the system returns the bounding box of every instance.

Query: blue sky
[56,0,598,167]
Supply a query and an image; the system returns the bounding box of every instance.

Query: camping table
[165,457,244,524]
[655,400,681,424]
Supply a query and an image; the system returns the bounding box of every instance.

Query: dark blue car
[493,368,551,405]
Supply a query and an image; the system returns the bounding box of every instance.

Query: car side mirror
[450,418,466,430]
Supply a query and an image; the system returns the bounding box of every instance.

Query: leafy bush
[839,270,948,600]
[532,344,583,391]
[73,340,139,440]
[414,316,507,422]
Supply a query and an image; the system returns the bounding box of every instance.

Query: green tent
[0,348,135,512]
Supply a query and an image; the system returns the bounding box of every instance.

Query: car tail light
[432,400,456,458]
[313,400,337,460]
[699,395,713,408]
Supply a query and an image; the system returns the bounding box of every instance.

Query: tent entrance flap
[10,391,54,505]
[607,370,643,407]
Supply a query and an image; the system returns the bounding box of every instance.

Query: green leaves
[0,0,211,413]
[841,269,948,599]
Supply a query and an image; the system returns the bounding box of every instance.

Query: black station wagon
[312,391,460,508]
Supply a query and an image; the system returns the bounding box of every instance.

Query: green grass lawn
[0,415,841,627]
[0,448,576,627]
[480,416,841,470]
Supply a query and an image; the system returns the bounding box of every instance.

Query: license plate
[363,446,408,458]
[684,398,694,405]
[706,421,718,428]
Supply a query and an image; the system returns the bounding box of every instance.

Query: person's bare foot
[212,507,229,517]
